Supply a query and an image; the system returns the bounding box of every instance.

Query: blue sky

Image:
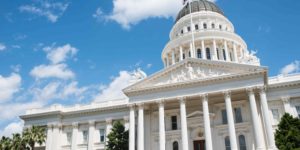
[0,0,299,137]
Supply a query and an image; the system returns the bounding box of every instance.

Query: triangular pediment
[124,58,267,94]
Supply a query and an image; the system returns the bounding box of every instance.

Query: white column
[124,116,130,131]
[232,42,238,62]
[202,94,213,150]
[201,40,206,59]
[180,46,183,61]
[224,91,238,150]
[138,104,144,150]
[179,97,189,150]
[52,124,61,150]
[259,86,276,149]
[190,42,194,58]
[224,40,230,61]
[71,123,78,150]
[213,39,217,60]
[158,100,166,150]
[88,121,95,150]
[46,124,53,150]
[106,119,113,142]
[281,96,296,117]
[166,56,169,67]
[129,105,136,150]
[172,50,176,65]
[247,88,264,150]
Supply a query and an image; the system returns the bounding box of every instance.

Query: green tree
[0,136,12,150]
[11,133,27,150]
[106,121,129,150]
[275,113,300,150]
[22,126,46,150]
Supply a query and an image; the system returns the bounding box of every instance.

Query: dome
[175,0,224,23]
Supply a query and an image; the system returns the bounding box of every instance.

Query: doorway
[193,140,205,150]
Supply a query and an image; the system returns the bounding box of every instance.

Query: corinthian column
[179,97,189,150]
[138,103,144,150]
[201,94,213,150]
[88,121,95,150]
[71,123,78,150]
[224,91,238,150]
[259,86,276,149]
[158,100,166,150]
[46,124,53,150]
[247,88,264,149]
[129,105,135,150]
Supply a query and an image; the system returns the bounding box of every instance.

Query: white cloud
[0,73,22,103]
[19,1,69,23]
[30,63,75,80]
[0,121,24,138]
[146,63,152,68]
[105,0,217,29]
[93,7,104,22]
[280,60,300,75]
[0,102,42,121]
[0,43,6,51]
[93,70,133,101]
[31,82,61,102]
[43,44,78,64]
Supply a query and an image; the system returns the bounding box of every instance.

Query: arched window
[195,24,199,30]
[188,51,191,57]
[216,48,220,60]
[181,29,184,34]
[219,25,222,29]
[183,53,185,60]
[212,23,215,29]
[206,48,211,60]
[187,26,191,32]
[223,49,227,60]
[225,136,231,150]
[203,23,207,29]
[173,141,179,150]
[197,49,202,58]
[239,135,247,150]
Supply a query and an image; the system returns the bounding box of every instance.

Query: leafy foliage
[275,113,300,150]
[0,126,46,150]
[106,121,129,150]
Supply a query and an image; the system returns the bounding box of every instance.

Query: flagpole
[188,0,195,58]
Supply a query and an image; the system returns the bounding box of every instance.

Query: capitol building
[21,0,300,150]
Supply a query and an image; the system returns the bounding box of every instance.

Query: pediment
[123,58,267,94]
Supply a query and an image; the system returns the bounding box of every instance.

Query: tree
[275,113,300,150]
[11,133,27,150]
[0,136,12,150]
[22,126,46,150]
[106,121,129,150]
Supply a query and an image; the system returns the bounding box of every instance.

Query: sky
[0,0,300,137]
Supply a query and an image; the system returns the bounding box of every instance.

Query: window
[216,48,220,60]
[223,49,227,60]
[271,109,280,120]
[219,25,222,29]
[183,53,185,59]
[225,136,231,150]
[181,29,184,34]
[222,109,228,124]
[197,49,202,58]
[234,108,243,123]
[187,26,191,32]
[296,106,300,118]
[171,116,178,130]
[188,51,191,57]
[230,52,233,61]
[173,141,179,150]
[212,23,215,29]
[206,48,211,60]
[67,132,72,145]
[195,24,199,30]
[239,135,247,150]
[99,129,106,143]
[82,130,88,144]
[203,23,207,29]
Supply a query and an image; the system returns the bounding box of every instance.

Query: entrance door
[193,140,205,150]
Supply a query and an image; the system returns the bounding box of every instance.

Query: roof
[175,0,224,23]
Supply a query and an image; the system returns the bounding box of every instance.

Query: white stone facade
[20,1,300,150]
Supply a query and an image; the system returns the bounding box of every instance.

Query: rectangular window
[67,132,72,145]
[187,26,191,32]
[234,108,243,123]
[99,129,105,143]
[171,116,178,130]
[82,130,88,144]
[195,24,199,30]
[296,106,300,118]
[271,108,280,120]
[222,109,228,124]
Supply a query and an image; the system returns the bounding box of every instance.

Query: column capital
[88,120,95,126]
[53,123,62,129]
[281,96,290,104]
[178,96,186,104]
[47,123,53,128]
[72,122,78,129]
[200,93,208,101]
[257,85,267,93]
[128,103,136,109]
[246,87,255,95]
[222,90,231,98]
[106,118,113,124]
[137,103,144,109]
[156,99,165,106]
